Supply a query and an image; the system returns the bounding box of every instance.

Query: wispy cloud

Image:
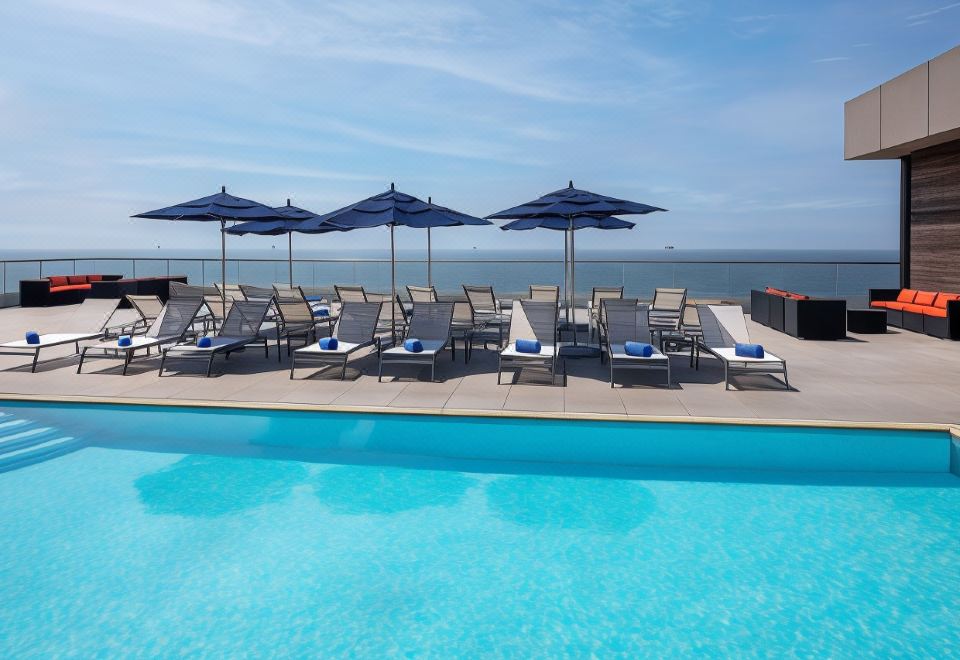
[907,2,960,19]
[116,156,381,182]
[812,57,851,64]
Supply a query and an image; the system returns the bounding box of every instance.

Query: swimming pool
[1,400,958,656]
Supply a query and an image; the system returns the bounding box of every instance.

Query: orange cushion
[923,307,948,318]
[67,275,88,285]
[50,284,91,293]
[48,275,69,287]
[933,293,960,308]
[900,303,927,314]
[788,293,809,300]
[914,291,937,306]
[884,302,912,311]
[765,287,787,297]
[896,289,917,303]
[86,274,103,282]
[870,301,890,309]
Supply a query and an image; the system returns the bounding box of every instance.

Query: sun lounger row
[1,287,789,389]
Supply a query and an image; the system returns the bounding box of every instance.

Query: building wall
[910,139,960,291]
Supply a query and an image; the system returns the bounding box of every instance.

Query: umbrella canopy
[133,186,286,313]
[301,184,490,335]
[299,183,488,231]
[225,199,346,286]
[487,182,666,352]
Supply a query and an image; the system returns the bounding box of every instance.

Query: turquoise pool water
[0,401,958,656]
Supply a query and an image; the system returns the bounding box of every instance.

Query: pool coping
[2,392,958,438]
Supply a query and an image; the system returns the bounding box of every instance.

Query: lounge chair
[529,285,560,304]
[463,284,510,346]
[697,304,789,390]
[406,285,438,303]
[335,285,368,303]
[239,284,275,302]
[648,287,687,339]
[273,284,337,329]
[77,298,204,375]
[0,298,126,372]
[587,286,623,340]
[379,302,455,382]
[169,282,217,329]
[158,300,272,377]
[601,299,671,388]
[498,300,564,385]
[660,303,703,368]
[126,294,163,332]
[291,301,383,380]
[215,282,244,302]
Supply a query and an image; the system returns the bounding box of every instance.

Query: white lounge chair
[0,298,126,372]
[498,299,564,385]
[697,304,789,390]
[158,300,272,377]
[77,298,204,375]
[291,301,383,380]
[379,302,455,382]
[601,299,671,387]
[587,286,623,340]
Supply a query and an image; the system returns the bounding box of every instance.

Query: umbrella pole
[570,224,578,347]
[288,232,293,287]
[563,225,569,326]
[427,227,432,288]
[390,224,396,341]
[220,219,227,318]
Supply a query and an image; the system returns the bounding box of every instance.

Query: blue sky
[0,1,958,253]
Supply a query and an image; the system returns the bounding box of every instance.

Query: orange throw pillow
[914,291,937,306]
[896,289,917,303]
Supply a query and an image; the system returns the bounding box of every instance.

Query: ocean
[0,249,899,303]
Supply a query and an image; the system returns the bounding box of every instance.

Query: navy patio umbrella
[487,181,667,353]
[225,199,346,287]
[133,186,287,314]
[299,183,491,337]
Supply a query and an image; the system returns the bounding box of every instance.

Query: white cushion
[712,347,784,364]
[610,344,669,362]
[1,332,100,348]
[383,339,445,356]
[500,342,557,358]
[295,341,362,356]
[166,337,250,354]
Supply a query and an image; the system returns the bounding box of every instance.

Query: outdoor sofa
[750,287,846,340]
[869,288,960,340]
[19,274,123,307]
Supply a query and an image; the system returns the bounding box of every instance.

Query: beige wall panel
[929,45,960,136]
[844,87,881,159]
[881,63,929,150]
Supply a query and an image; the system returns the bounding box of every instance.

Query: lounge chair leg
[159,350,167,376]
[289,354,296,379]
[32,349,40,373]
[206,355,215,377]
[378,356,383,382]
[783,364,790,390]
[340,358,347,380]
[724,363,730,390]
[77,348,86,374]
[122,350,132,376]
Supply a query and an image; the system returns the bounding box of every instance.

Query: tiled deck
[1,303,958,427]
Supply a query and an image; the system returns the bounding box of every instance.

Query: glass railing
[0,257,900,308]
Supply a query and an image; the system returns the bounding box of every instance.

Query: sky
[0,0,958,254]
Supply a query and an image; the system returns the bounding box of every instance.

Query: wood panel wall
[910,139,960,291]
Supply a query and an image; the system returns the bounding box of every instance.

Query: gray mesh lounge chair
[0,298,125,372]
[158,300,272,377]
[273,284,337,334]
[697,304,789,390]
[529,284,560,304]
[661,304,703,368]
[77,298,204,375]
[169,282,217,329]
[335,285,368,303]
[239,284,275,302]
[588,286,623,340]
[464,284,510,346]
[648,287,687,338]
[601,299,670,388]
[406,285,438,303]
[126,294,163,333]
[215,282,244,301]
[379,302,455,382]
[376,294,410,340]
[498,300,564,385]
[291,301,383,380]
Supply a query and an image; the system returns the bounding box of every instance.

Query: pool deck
[0,303,957,429]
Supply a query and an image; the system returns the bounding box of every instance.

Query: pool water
[0,402,958,656]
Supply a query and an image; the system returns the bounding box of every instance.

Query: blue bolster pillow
[404,338,423,353]
[313,306,330,317]
[624,341,653,357]
[117,335,132,347]
[319,337,338,350]
[735,342,764,359]
[516,338,541,354]
[197,336,212,348]
[25,331,40,345]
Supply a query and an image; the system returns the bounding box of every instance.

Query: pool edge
[1,392,957,436]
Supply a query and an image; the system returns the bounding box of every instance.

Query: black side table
[847,308,887,334]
